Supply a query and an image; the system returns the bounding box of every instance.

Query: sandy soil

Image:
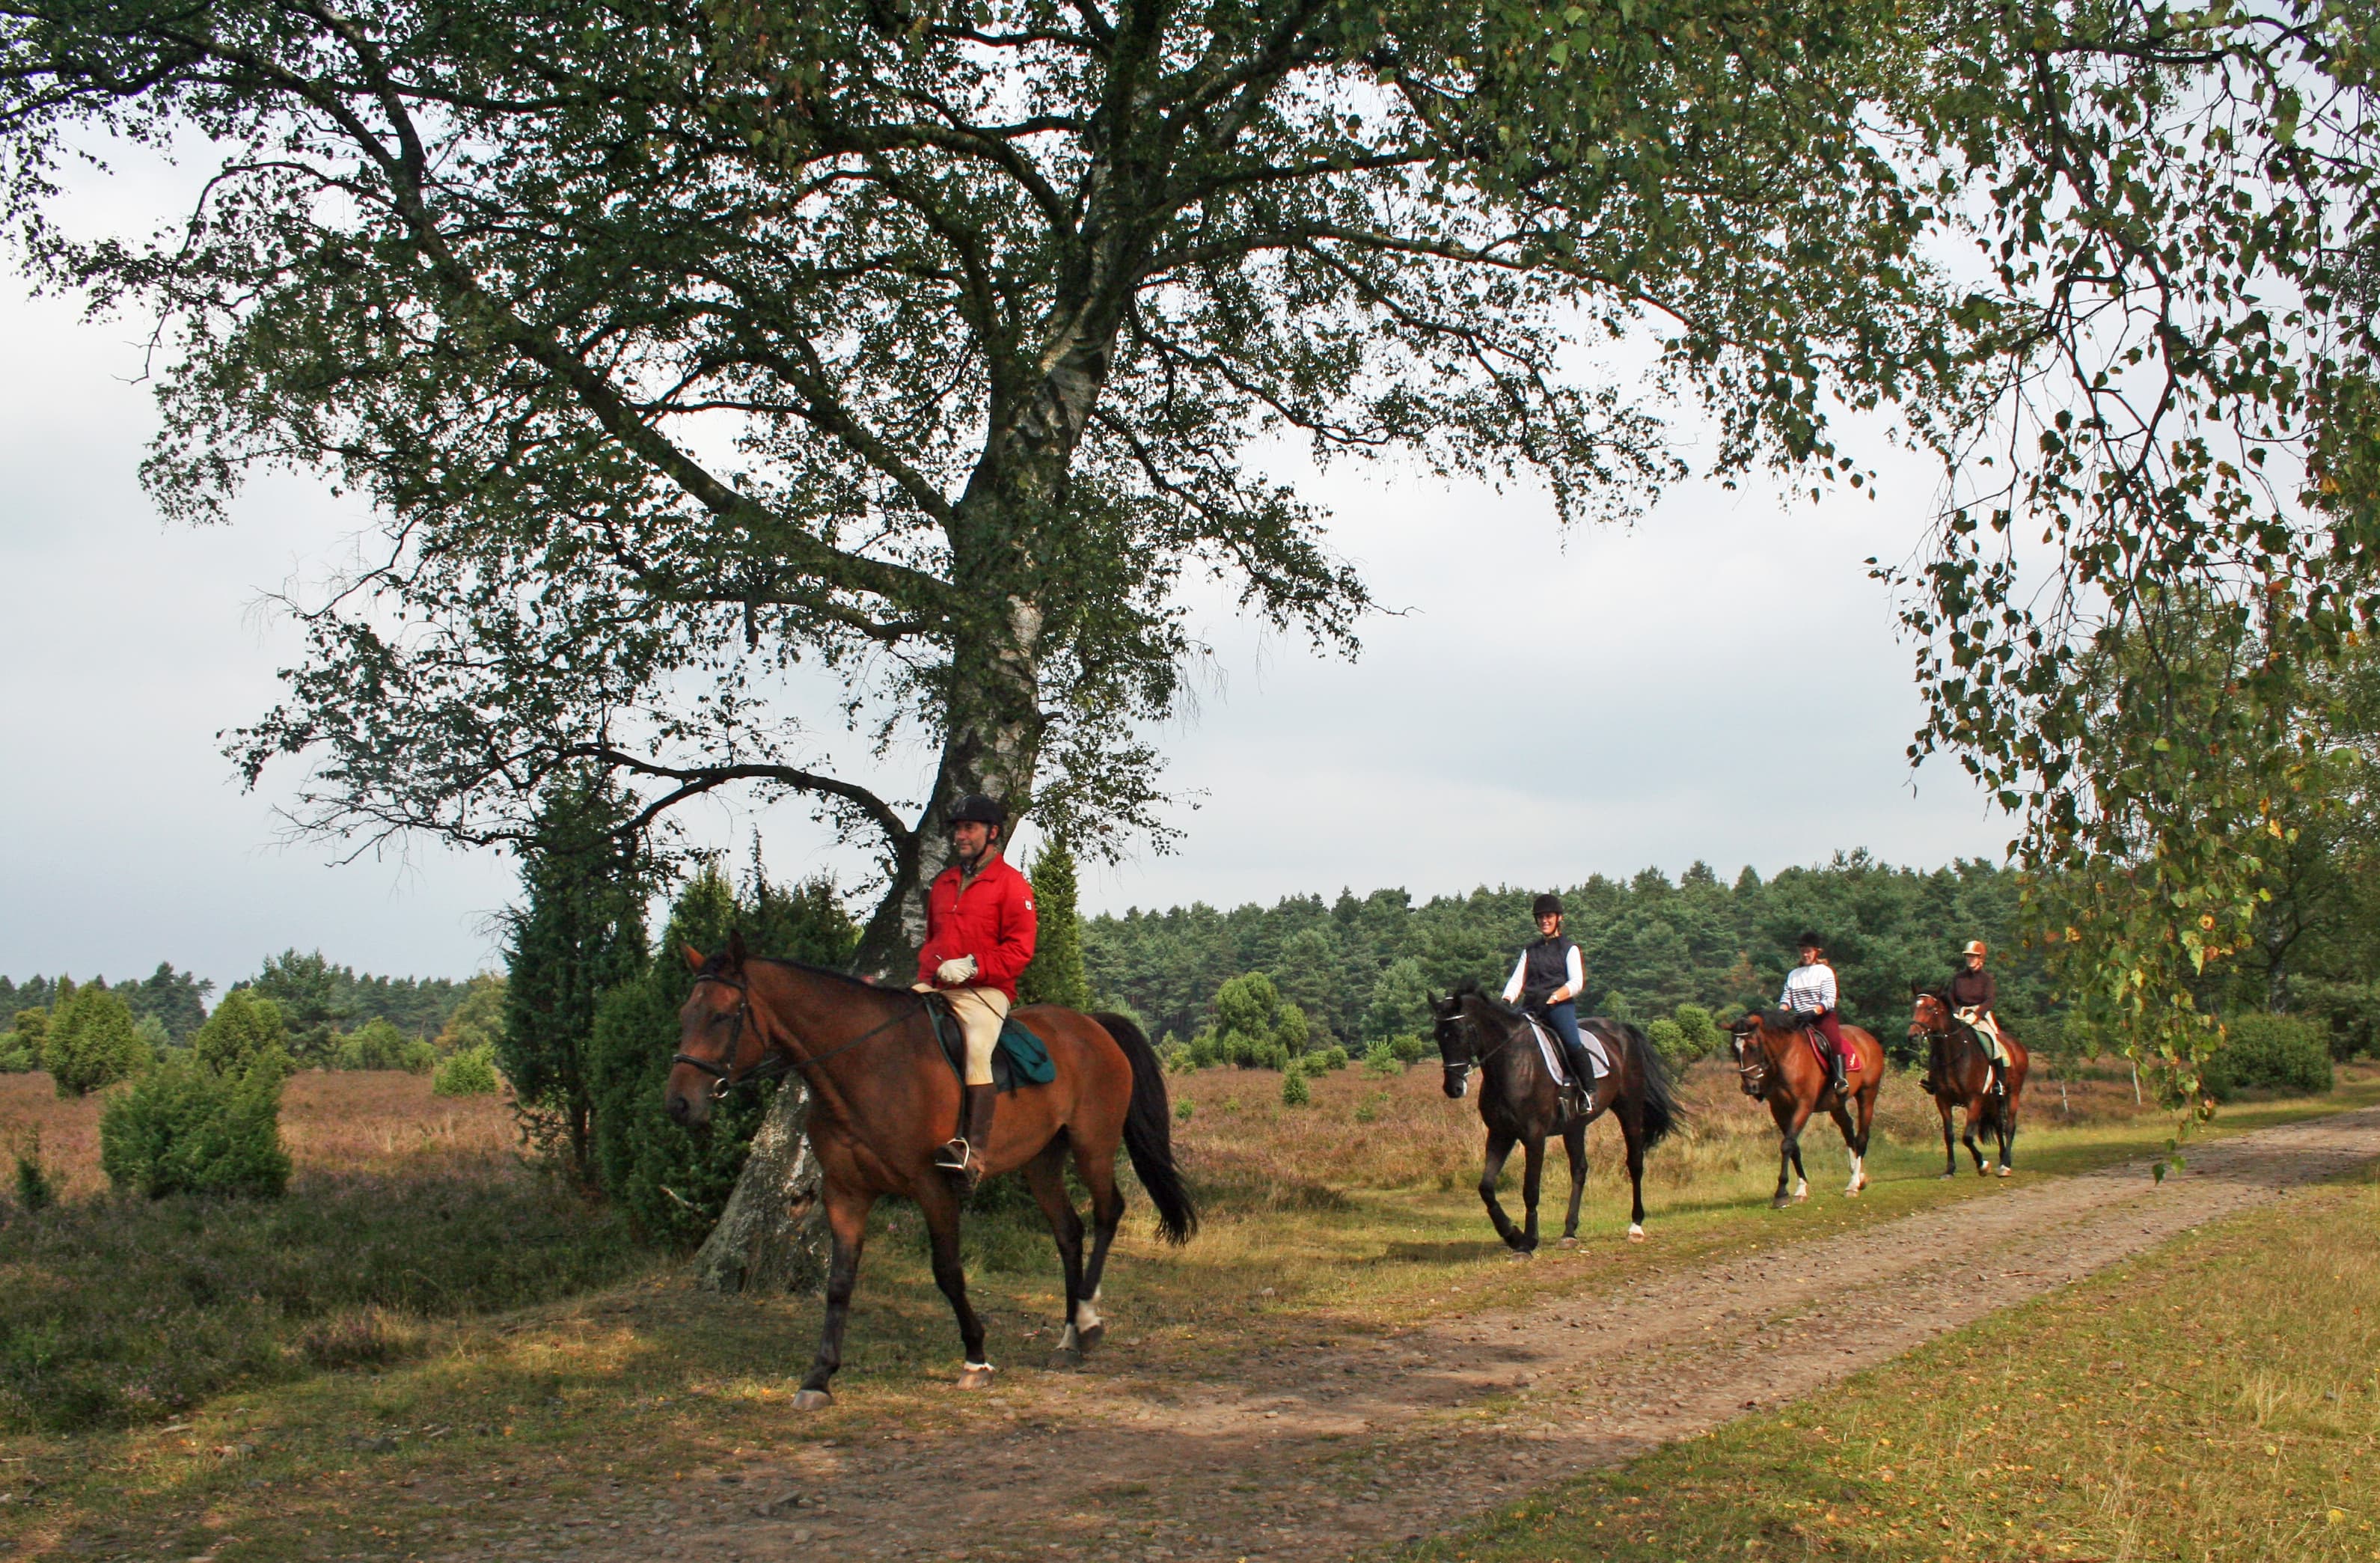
[574,1106,2380,1563]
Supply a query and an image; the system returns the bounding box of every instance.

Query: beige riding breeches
[1956,1006,2009,1064]
[946,986,1011,1086]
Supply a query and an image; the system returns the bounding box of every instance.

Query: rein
[673,971,932,1097]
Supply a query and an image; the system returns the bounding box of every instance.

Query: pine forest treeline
[1085,853,2053,1050]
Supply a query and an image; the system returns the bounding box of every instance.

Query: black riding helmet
[948,793,1006,831]
[1796,931,1826,954]
[1532,893,1564,920]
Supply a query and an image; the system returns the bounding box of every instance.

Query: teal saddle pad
[928,1000,1056,1092]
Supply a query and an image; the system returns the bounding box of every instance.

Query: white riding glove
[935,955,979,985]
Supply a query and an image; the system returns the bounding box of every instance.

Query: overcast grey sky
[0,275,2008,992]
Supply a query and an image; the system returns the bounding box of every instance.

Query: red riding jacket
[915,853,1038,1002]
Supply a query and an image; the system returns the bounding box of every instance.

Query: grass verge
[1404,1171,2380,1563]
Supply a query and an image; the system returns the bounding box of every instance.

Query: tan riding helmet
[1962,939,1989,958]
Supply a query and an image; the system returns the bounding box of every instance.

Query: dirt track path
[602,1107,2380,1563]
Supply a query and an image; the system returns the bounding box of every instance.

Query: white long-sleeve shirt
[1778,962,1838,1013]
[1503,944,1585,1006]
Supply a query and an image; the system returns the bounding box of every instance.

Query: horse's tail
[1096,1012,1199,1245]
[1621,1021,1685,1151]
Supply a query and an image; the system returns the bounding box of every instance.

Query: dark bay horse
[1909,990,2029,1178]
[1429,982,1680,1253]
[665,934,1195,1408]
[1725,1011,1884,1208]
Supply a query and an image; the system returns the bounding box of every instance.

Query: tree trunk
[692,1079,830,1295]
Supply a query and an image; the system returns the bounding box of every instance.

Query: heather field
[1,1060,2373,1562]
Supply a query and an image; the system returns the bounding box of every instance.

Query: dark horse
[1429,982,1680,1253]
[1909,989,2029,1178]
[665,934,1196,1408]
[1725,1010,1885,1208]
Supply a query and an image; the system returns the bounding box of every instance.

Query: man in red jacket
[911,792,1038,1188]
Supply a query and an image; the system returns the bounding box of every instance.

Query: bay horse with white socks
[1909,989,2028,1178]
[664,933,1195,1407]
[1429,982,1680,1254]
[1725,1010,1884,1208]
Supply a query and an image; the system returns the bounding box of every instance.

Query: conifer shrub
[586,860,856,1247]
[400,1039,440,1074]
[191,988,290,1078]
[432,1044,501,1097]
[1362,1042,1401,1076]
[12,1130,58,1211]
[1389,1032,1429,1063]
[46,984,150,1098]
[99,1054,290,1199]
[1321,1044,1350,1071]
[1645,1017,1695,1071]
[2201,1014,2333,1101]
[1281,1060,1310,1106]
[333,1018,413,1071]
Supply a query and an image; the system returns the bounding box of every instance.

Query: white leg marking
[1057,1323,1079,1351]
[1076,1300,1101,1333]
[1627,1222,1645,1240]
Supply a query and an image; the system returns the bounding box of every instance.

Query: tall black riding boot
[937,1083,998,1193]
[1829,1048,1850,1098]
[1988,1057,2008,1096]
[1561,1039,1597,1110]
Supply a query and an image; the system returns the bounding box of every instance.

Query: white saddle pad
[1527,1018,1609,1086]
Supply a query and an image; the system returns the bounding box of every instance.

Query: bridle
[1731,1024,1771,1097]
[1436,997,1524,1090]
[670,969,932,1098]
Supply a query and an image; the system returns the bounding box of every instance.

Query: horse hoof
[1625,1225,1646,1244]
[1770,1197,1792,1211]
[1939,1171,1956,1180]
[1076,1322,1105,1353]
[1998,1166,2012,1178]
[792,1389,833,1412]
[957,1363,998,1389]
[1505,1247,1535,1263]
[1558,1235,1580,1250]
[1044,1347,1082,1371]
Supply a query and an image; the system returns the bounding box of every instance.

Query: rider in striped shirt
[1778,932,1850,1097]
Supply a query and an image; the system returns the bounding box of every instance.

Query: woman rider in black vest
[1501,893,1597,1104]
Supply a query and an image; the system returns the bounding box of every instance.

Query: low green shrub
[46,985,150,1099]
[11,1130,58,1212]
[399,1039,440,1074]
[0,1029,37,1073]
[1362,1042,1402,1076]
[1389,1033,1429,1063]
[1281,1060,1310,1106]
[1320,1044,1350,1071]
[432,1044,501,1097]
[332,1018,414,1071]
[99,1054,291,1199]
[2201,1013,2334,1101]
[1645,1017,1694,1071]
[191,988,288,1078]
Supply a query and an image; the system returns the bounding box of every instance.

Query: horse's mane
[706,951,905,1001]
[1451,977,1525,1024]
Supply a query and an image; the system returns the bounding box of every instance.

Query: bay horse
[1428,982,1680,1253]
[664,932,1196,1408]
[1908,989,2028,1178]
[1725,1010,1884,1208]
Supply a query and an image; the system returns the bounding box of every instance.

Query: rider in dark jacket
[1502,893,1597,1107]
[1945,939,2009,1096]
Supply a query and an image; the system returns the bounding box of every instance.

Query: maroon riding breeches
[1813,1009,1846,1057]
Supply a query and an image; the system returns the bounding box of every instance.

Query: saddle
[925,996,1057,1092]
[1764,1009,1858,1073]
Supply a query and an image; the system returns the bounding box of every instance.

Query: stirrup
[934,1137,975,1174]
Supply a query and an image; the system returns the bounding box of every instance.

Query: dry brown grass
[0,1069,521,1196]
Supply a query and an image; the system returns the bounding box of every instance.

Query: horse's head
[667,929,763,1129]
[1431,987,1477,1098]
[1908,987,1951,1044]
[1725,1012,1769,1098]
